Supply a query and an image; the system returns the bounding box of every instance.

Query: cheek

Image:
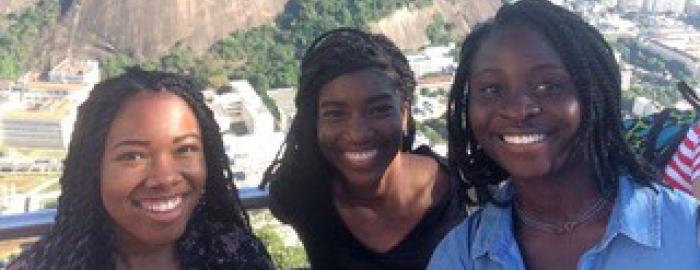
[179,154,207,190]
[561,96,582,131]
[316,124,335,153]
[468,105,489,138]
[100,162,141,212]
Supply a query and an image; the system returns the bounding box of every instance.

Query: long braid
[261,28,421,222]
[15,68,253,269]
[449,0,658,207]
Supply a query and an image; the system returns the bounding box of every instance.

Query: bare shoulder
[403,153,449,199]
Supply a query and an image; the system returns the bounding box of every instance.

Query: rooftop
[1,99,73,122]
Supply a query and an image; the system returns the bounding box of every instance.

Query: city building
[407,44,457,78]
[414,75,451,121]
[267,87,297,132]
[618,0,645,12]
[48,59,100,85]
[597,14,640,38]
[688,0,700,15]
[643,0,688,13]
[643,25,700,77]
[0,98,77,149]
[210,80,274,136]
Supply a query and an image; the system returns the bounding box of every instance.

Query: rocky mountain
[371,0,501,50]
[32,0,500,68]
[34,0,288,67]
[0,0,38,14]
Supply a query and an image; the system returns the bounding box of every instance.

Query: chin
[339,170,384,189]
[140,225,188,246]
[501,163,553,180]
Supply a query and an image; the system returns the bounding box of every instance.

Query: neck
[511,162,608,222]
[115,231,180,270]
[333,152,412,209]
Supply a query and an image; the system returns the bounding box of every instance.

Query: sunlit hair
[261,28,417,221]
[448,0,658,206]
[16,68,251,269]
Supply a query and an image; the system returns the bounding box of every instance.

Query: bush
[254,224,308,269]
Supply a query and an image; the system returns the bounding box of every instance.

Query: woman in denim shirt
[429,0,700,269]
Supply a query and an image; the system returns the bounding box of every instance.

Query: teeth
[345,150,378,162]
[502,134,546,144]
[140,196,182,212]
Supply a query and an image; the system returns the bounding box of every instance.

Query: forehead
[470,25,566,74]
[319,69,399,102]
[107,91,200,138]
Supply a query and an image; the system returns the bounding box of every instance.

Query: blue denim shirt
[428,176,700,270]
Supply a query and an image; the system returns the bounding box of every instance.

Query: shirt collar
[599,175,661,249]
[471,182,517,260]
[470,176,662,260]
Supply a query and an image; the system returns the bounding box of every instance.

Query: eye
[176,145,201,154]
[533,81,563,95]
[116,151,145,162]
[369,104,394,116]
[320,109,346,120]
[475,85,501,97]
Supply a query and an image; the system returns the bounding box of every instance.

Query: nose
[144,153,180,188]
[343,112,374,144]
[497,87,541,121]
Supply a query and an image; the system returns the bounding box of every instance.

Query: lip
[341,149,379,168]
[500,133,548,144]
[132,194,188,223]
[491,130,551,153]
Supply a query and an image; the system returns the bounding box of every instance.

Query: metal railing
[0,187,269,241]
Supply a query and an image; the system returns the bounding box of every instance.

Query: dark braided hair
[261,28,417,222]
[448,0,658,206]
[15,68,252,270]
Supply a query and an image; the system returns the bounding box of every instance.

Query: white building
[407,44,457,78]
[618,0,645,12]
[267,87,297,132]
[643,0,688,13]
[222,132,285,188]
[643,26,700,77]
[413,75,452,121]
[0,98,77,149]
[597,14,640,38]
[688,0,700,15]
[210,80,274,136]
[48,59,100,85]
[632,96,661,116]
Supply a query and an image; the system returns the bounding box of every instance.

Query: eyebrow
[112,139,149,149]
[173,133,201,143]
[319,93,394,109]
[112,133,201,149]
[365,93,394,104]
[472,63,566,77]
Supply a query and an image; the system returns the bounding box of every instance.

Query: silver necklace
[514,196,608,234]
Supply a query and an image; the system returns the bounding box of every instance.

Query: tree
[427,14,454,45]
[100,53,136,78]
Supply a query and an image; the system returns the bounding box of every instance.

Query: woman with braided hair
[9,68,273,270]
[262,28,467,269]
[429,0,699,269]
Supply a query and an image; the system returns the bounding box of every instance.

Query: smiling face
[317,68,407,188]
[467,25,582,181]
[100,91,206,250]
